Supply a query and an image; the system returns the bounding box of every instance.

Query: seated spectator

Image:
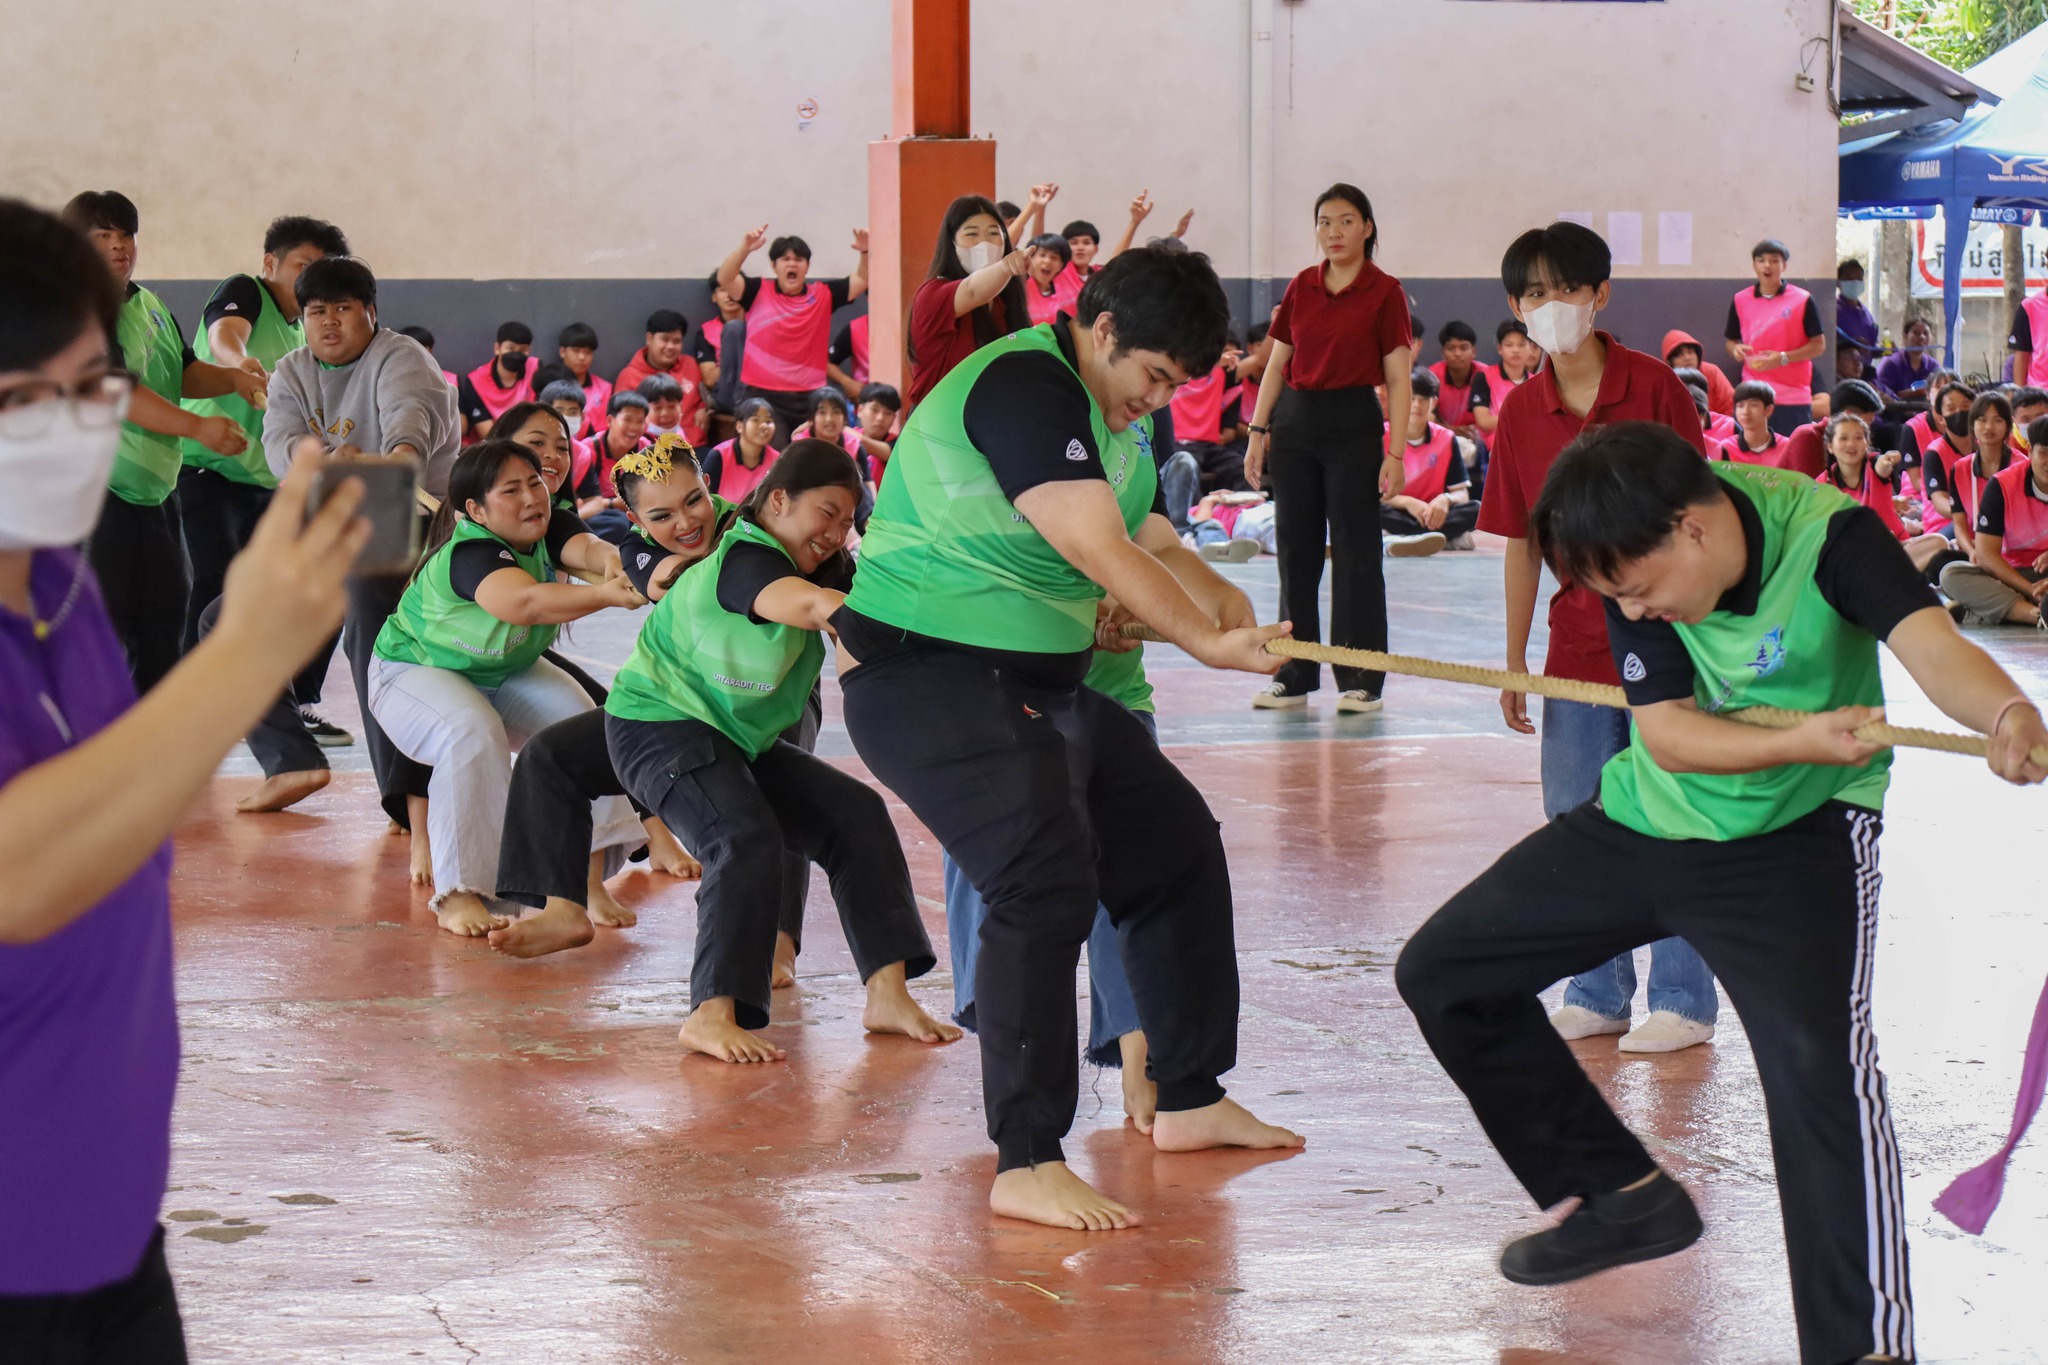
[576,390,654,539]
[1940,392,2022,553]
[399,324,458,387]
[1169,347,1232,479]
[1022,232,1077,327]
[854,381,901,483]
[1429,321,1494,443]
[1190,490,1271,561]
[1662,329,1735,416]
[1782,379,1883,479]
[1673,367,1736,442]
[828,310,870,399]
[556,322,610,437]
[717,227,870,442]
[1818,409,1949,572]
[456,322,536,441]
[1875,318,1940,401]
[1380,367,1479,556]
[617,312,707,442]
[2013,388,2048,449]
[703,396,781,501]
[368,441,644,938]
[1939,415,2048,628]
[907,195,1031,408]
[793,387,863,461]
[694,277,745,393]
[1718,380,1791,466]
[1490,318,1543,395]
[638,373,698,444]
[1900,367,1963,466]
[1058,218,1102,290]
[538,379,594,447]
[1919,381,1988,543]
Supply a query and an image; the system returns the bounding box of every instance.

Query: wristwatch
[1248,424,1270,435]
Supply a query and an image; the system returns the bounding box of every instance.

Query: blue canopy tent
[1839,49,2048,366]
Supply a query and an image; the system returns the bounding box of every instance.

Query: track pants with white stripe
[1396,800,1913,1364]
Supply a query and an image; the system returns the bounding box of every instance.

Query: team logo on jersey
[1622,653,1647,683]
[636,551,653,570]
[1064,438,1089,462]
[1745,626,1786,678]
[500,550,515,562]
[222,301,239,312]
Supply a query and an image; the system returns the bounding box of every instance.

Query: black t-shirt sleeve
[1445,446,1470,488]
[571,460,600,501]
[1923,451,1950,495]
[621,537,672,597]
[825,279,854,311]
[828,321,854,366]
[1814,506,1942,640]
[1977,477,2009,538]
[716,541,805,622]
[736,275,762,311]
[545,505,588,562]
[200,274,266,332]
[2011,308,2035,353]
[455,376,490,426]
[1467,369,1494,412]
[960,351,1106,501]
[1800,297,1823,340]
[688,332,717,363]
[1724,301,1744,343]
[1604,601,1699,706]
[448,539,526,602]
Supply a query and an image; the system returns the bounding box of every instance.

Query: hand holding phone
[309,454,421,576]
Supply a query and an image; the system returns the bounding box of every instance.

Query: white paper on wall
[1658,211,1693,266]
[1607,211,1643,266]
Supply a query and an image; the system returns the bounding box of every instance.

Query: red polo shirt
[906,277,1013,410]
[1269,260,1412,391]
[1477,333,1708,685]
[1778,419,1831,479]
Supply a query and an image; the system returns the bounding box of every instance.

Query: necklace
[28,552,90,642]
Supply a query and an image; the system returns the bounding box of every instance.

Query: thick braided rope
[1118,624,2042,762]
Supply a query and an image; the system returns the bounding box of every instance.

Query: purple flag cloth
[1934,973,2048,1235]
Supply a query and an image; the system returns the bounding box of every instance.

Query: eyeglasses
[0,372,136,439]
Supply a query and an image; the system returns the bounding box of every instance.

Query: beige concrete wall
[3,0,1839,283]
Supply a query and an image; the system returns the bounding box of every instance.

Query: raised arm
[847,229,870,302]
[719,224,768,301]
[953,249,1031,317]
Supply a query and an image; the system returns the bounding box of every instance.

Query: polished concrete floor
[174,546,2048,1363]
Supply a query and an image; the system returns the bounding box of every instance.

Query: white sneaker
[1334,690,1382,714]
[1447,532,1475,551]
[1550,1004,1630,1040]
[1250,681,1307,709]
[1199,537,1261,563]
[1618,1010,1716,1053]
[1386,532,1447,558]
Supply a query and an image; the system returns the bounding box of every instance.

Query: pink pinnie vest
[1987,458,2048,567]
[2023,295,2048,387]
[1732,283,1816,407]
[1382,422,1457,503]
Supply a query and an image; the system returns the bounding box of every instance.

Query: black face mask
[1945,411,1972,438]
[498,351,528,377]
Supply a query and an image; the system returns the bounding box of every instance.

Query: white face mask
[0,398,127,550]
[960,241,1000,272]
[1522,298,1597,357]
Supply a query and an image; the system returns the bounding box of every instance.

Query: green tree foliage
[1852,0,2048,70]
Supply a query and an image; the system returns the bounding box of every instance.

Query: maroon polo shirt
[1270,260,1412,390]
[1778,419,1831,479]
[1477,333,1709,685]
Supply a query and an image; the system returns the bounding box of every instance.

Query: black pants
[1268,386,1388,695]
[0,1226,187,1364]
[840,646,1238,1173]
[607,714,932,1030]
[179,466,342,697]
[345,568,433,826]
[499,695,815,937]
[1379,502,1480,539]
[739,384,818,448]
[1179,440,1248,493]
[194,593,343,778]
[1394,802,1912,1365]
[86,491,189,694]
[1769,403,1808,436]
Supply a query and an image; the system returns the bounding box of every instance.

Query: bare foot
[678,998,785,1064]
[861,962,962,1043]
[989,1162,1140,1231]
[407,796,433,888]
[487,898,594,957]
[434,892,505,939]
[771,931,799,989]
[643,819,700,878]
[1149,1096,1305,1153]
[586,854,637,928]
[1119,1031,1158,1132]
[235,768,329,812]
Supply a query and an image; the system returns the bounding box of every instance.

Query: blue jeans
[1191,520,1231,547]
[1162,450,1201,533]
[1541,697,1720,1025]
[943,712,1152,1066]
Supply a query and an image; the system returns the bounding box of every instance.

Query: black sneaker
[1499,1173,1702,1286]
[299,706,355,749]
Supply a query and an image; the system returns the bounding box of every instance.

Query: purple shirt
[0,549,178,1294]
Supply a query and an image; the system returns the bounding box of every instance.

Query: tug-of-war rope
[1119,620,2048,1234]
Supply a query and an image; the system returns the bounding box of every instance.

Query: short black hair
[397,324,435,350]
[1074,243,1231,377]
[1410,317,1426,341]
[857,381,902,411]
[558,321,598,350]
[528,360,574,394]
[1935,380,1976,413]
[1497,318,1530,345]
[263,215,349,258]
[295,256,377,310]
[60,190,139,236]
[2030,416,2048,450]
[1502,221,1611,299]
[1531,422,1725,588]
[1247,320,1271,346]
[767,235,812,263]
[1028,232,1071,266]
[1752,239,1791,261]
[0,198,123,372]
[1061,220,1100,243]
[1838,258,1865,277]
[2011,386,2048,412]
[812,387,853,421]
[496,321,533,346]
[1671,366,1709,397]
[646,308,687,336]
[638,373,684,403]
[1831,379,1884,416]
[1732,380,1777,408]
[1438,320,1477,347]
[995,200,1021,220]
[607,389,651,417]
[1408,365,1439,400]
[1312,183,1377,259]
[1970,390,2014,435]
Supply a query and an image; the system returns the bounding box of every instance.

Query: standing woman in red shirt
[905,196,1033,410]
[1242,184,1412,712]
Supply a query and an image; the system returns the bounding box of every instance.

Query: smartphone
[309,456,422,576]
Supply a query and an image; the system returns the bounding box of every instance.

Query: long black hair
[0,199,121,371]
[740,438,865,585]
[1313,183,1377,260]
[417,439,545,576]
[915,195,1030,362]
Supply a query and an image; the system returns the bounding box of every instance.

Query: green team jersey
[183,275,300,487]
[111,285,188,506]
[1082,643,1155,714]
[1599,463,1890,842]
[845,323,1160,655]
[374,518,557,687]
[605,517,822,758]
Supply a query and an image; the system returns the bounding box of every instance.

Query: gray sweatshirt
[263,329,461,498]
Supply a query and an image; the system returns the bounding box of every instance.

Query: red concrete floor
[164,581,2048,1364]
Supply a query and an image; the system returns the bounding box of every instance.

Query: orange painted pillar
[867,0,994,397]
